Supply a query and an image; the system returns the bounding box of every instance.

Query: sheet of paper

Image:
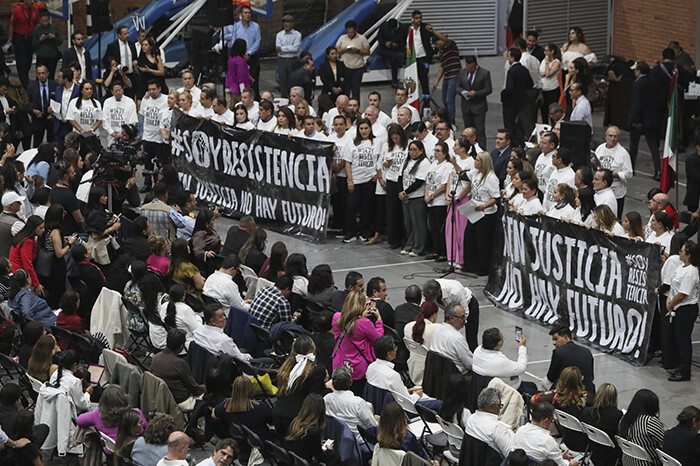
[458,200,485,223]
[49,99,61,118]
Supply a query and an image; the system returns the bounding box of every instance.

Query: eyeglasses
[452,314,467,320]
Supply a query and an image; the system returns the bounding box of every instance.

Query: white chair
[615,435,652,462]
[255,277,274,297]
[403,337,428,357]
[436,414,465,465]
[656,448,683,466]
[27,374,44,393]
[99,431,116,454]
[581,422,616,448]
[371,445,406,466]
[391,390,418,415]
[555,409,586,433]
[239,264,259,300]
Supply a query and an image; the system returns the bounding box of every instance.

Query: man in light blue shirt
[234,6,261,98]
[275,14,302,98]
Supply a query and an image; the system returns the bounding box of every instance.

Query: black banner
[485,207,662,366]
[170,110,334,242]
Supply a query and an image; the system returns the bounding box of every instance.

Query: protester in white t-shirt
[328,115,352,233]
[399,139,430,256]
[140,80,168,188]
[425,141,453,261]
[66,81,102,133]
[592,205,626,237]
[159,90,179,143]
[241,88,259,124]
[211,97,235,126]
[464,152,500,275]
[542,148,575,211]
[646,211,675,254]
[102,82,138,145]
[381,124,410,249]
[342,118,381,243]
[273,106,297,136]
[545,183,577,221]
[513,178,542,215]
[233,104,255,130]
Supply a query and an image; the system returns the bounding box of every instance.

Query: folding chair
[121,297,156,363]
[555,408,589,455]
[403,337,428,357]
[99,431,116,454]
[288,451,311,466]
[615,435,652,462]
[233,357,277,401]
[435,415,464,465]
[0,352,36,405]
[581,421,619,464]
[656,448,683,466]
[264,439,292,466]
[414,403,448,454]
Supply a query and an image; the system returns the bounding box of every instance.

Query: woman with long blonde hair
[581,383,623,466]
[284,394,340,465]
[332,290,384,396]
[211,375,273,440]
[463,151,500,276]
[273,335,327,438]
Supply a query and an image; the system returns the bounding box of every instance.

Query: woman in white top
[666,240,700,381]
[425,142,453,261]
[646,211,675,255]
[501,158,523,200]
[159,90,178,143]
[403,301,439,386]
[540,42,562,123]
[274,107,297,136]
[285,253,309,296]
[160,284,202,349]
[546,183,577,221]
[513,178,542,216]
[66,81,102,133]
[234,105,255,130]
[622,211,645,240]
[48,349,93,413]
[342,118,381,243]
[399,140,431,256]
[463,152,500,275]
[592,205,626,236]
[574,186,596,228]
[382,124,409,249]
[445,137,475,268]
[561,26,597,70]
[178,90,193,115]
[658,235,684,371]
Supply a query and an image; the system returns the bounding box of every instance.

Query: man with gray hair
[156,431,190,465]
[473,327,537,394]
[394,285,422,339]
[423,279,479,351]
[288,85,317,116]
[513,402,580,466]
[324,366,377,443]
[429,303,473,373]
[363,105,388,145]
[464,387,514,458]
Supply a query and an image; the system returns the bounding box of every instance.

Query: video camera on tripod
[80,126,146,179]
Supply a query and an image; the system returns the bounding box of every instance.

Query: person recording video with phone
[472,327,538,395]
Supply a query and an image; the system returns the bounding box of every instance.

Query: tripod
[440,189,476,278]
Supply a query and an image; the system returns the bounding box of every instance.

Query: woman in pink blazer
[332,290,384,396]
[226,39,252,108]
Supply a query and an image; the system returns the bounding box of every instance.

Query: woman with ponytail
[403,301,439,386]
[48,349,92,413]
[158,284,202,350]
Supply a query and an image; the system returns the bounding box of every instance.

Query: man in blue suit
[52,67,79,147]
[61,31,93,81]
[490,129,513,188]
[26,65,56,146]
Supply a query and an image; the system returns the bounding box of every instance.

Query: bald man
[645,192,670,240]
[462,127,484,153]
[364,105,388,145]
[157,431,190,465]
[396,107,412,131]
[323,94,349,133]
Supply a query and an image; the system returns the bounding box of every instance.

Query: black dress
[136,54,167,99]
[284,427,341,466]
[37,229,67,309]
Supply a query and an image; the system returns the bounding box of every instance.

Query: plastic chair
[656,448,683,466]
[265,439,292,466]
[580,422,616,448]
[99,431,116,454]
[403,337,428,357]
[615,435,652,462]
[555,408,589,454]
[435,415,464,465]
[288,451,310,466]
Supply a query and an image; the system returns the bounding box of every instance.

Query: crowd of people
[0,2,698,465]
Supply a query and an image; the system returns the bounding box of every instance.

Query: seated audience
[394,285,422,339]
[8,269,55,328]
[202,255,250,313]
[55,290,86,343]
[222,215,256,257]
[366,276,394,328]
[285,253,309,296]
[49,350,93,414]
[310,310,336,374]
[146,235,170,275]
[403,301,439,386]
[192,304,252,361]
[473,327,536,394]
[307,264,337,308]
[464,387,515,458]
[619,389,664,466]
[284,394,341,466]
[330,271,364,311]
[439,373,471,430]
[18,320,45,369]
[237,228,268,275]
[150,329,205,409]
[430,303,473,374]
[160,284,202,349]
[0,383,50,449]
[167,238,205,295]
[27,334,59,383]
[260,241,288,280]
[368,401,429,459]
[513,401,580,466]
[156,431,190,465]
[131,414,176,466]
[77,385,147,440]
[580,383,623,466]
[249,276,294,330]
[195,438,238,466]
[533,366,588,416]
[324,366,377,443]
[114,409,145,464]
[662,406,700,466]
[212,376,274,441]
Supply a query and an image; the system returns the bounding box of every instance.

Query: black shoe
[389,244,401,250]
[666,367,681,374]
[668,372,690,382]
[435,256,447,263]
[653,171,662,181]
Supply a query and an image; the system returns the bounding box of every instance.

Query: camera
[121,66,129,73]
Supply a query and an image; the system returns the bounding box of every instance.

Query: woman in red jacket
[9,215,45,297]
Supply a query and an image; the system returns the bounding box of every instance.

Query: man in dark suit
[457,55,492,150]
[222,215,256,257]
[104,25,137,98]
[628,61,661,179]
[53,67,79,147]
[62,31,93,80]
[406,10,434,97]
[490,130,513,188]
[501,48,533,148]
[26,64,56,146]
[376,18,406,89]
[546,325,595,398]
[525,30,545,62]
[394,285,421,339]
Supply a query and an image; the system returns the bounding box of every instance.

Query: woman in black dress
[284,394,340,466]
[135,37,167,104]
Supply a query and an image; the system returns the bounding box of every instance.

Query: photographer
[102,57,133,99]
[85,186,121,267]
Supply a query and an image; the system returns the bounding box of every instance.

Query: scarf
[287,353,315,390]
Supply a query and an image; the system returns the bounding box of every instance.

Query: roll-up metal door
[525,0,611,59]
[400,0,499,56]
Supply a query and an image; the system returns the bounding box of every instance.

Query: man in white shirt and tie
[105,26,137,98]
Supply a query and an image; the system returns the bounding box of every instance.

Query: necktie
[469,72,474,86]
[41,83,48,113]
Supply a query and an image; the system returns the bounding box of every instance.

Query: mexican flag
[661,69,680,193]
[405,28,420,112]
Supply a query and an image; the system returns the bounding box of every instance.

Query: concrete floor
[196,55,698,428]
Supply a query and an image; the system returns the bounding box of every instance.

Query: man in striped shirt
[429,26,461,126]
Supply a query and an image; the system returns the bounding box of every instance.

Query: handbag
[33,245,55,278]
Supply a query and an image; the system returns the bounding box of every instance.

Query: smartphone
[515,326,523,343]
[573,453,584,462]
[322,439,334,451]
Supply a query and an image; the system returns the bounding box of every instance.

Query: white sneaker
[400,249,409,255]
[342,235,357,243]
[408,251,419,257]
